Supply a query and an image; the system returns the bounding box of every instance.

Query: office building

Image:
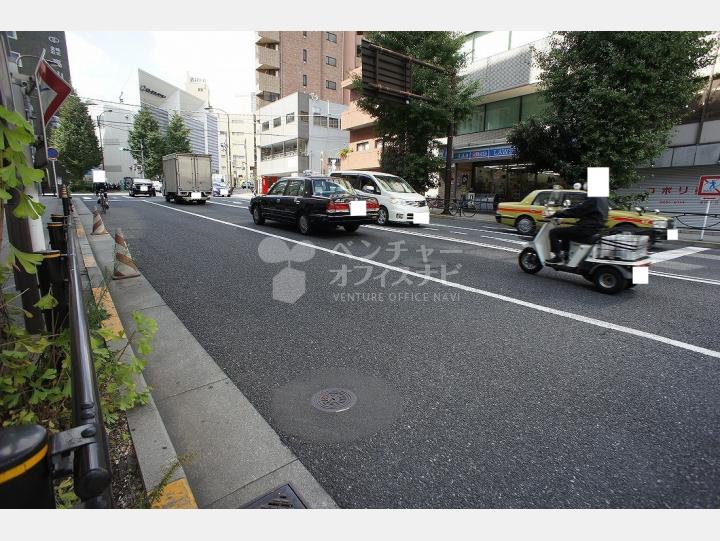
[138,69,220,173]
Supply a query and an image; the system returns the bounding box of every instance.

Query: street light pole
[205,106,233,187]
[96,109,112,170]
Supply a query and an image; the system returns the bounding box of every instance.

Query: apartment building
[256,92,348,178]
[255,31,361,109]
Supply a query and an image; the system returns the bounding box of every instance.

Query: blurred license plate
[140,186,148,192]
[413,213,430,224]
[191,192,201,199]
[350,201,367,216]
[220,189,229,196]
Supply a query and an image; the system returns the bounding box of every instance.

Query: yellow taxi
[495,189,674,239]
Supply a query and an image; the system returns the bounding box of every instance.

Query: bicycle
[448,198,477,217]
[98,192,109,214]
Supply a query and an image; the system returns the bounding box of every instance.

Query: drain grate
[311,388,357,413]
[243,484,307,509]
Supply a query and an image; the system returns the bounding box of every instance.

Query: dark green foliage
[50,95,102,181]
[165,113,192,154]
[128,108,165,178]
[509,32,716,188]
[353,32,479,193]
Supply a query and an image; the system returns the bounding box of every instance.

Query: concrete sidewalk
[75,200,336,509]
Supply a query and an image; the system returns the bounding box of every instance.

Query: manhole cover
[311,388,357,413]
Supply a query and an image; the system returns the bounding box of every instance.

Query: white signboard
[92,170,107,183]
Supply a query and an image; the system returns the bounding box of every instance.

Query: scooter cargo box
[594,234,649,261]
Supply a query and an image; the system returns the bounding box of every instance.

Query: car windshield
[331,178,355,192]
[373,174,416,193]
[312,179,351,197]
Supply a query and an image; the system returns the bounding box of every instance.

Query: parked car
[240,180,255,190]
[152,180,163,193]
[249,176,379,235]
[495,188,674,240]
[128,178,156,197]
[212,180,231,197]
[330,170,430,226]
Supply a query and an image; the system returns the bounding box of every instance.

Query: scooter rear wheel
[592,266,626,294]
[519,248,542,274]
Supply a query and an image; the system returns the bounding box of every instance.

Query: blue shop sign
[442,145,515,161]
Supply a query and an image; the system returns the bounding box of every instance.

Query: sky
[66,31,257,112]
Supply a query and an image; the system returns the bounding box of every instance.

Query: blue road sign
[47,147,59,161]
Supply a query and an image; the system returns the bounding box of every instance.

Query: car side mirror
[362,185,375,193]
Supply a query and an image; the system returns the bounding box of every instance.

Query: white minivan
[330,170,430,226]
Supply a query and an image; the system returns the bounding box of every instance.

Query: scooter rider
[545,183,609,264]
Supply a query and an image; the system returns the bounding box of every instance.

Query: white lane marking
[82,196,92,200]
[142,199,720,360]
[207,200,248,210]
[424,228,439,231]
[646,246,708,263]
[431,222,527,238]
[366,224,525,249]
[450,231,468,235]
[683,251,720,261]
[649,271,720,286]
[364,225,521,252]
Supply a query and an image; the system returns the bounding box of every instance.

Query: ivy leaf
[12,193,45,220]
[16,163,45,186]
[0,106,34,132]
[0,187,12,201]
[34,293,58,310]
[7,245,44,274]
[0,163,15,184]
[1,124,34,151]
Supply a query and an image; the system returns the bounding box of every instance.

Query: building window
[326,80,337,90]
[520,93,548,122]
[326,32,337,43]
[303,31,307,37]
[262,121,269,131]
[302,74,307,87]
[303,49,307,62]
[375,139,383,148]
[300,110,308,123]
[286,112,295,123]
[326,56,337,67]
[273,116,281,128]
[329,117,340,129]
[484,97,521,131]
[356,142,369,152]
[313,115,327,127]
[456,106,485,135]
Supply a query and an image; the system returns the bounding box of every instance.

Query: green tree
[50,94,102,181]
[508,32,716,189]
[128,108,164,178]
[165,113,191,154]
[353,32,479,193]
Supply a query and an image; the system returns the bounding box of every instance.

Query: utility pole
[442,73,457,215]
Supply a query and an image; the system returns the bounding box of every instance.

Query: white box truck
[162,153,213,204]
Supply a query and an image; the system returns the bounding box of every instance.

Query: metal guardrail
[0,189,112,508]
[667,211,720,231]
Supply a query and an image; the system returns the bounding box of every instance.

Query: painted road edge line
[143,199,720,360]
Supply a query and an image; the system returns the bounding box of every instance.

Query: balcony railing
[256,71,280,94]
[256,31,280,44]
[256,46,279,69]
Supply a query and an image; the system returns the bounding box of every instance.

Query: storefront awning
[440,144,515,161]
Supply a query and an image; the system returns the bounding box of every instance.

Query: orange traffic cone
[112,228,140,279]
[91,208,108,235]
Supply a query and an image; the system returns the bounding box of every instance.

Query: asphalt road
[81,194,720,508]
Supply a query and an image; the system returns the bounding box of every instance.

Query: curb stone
[74,199,337,509]
[72,208,197,509]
